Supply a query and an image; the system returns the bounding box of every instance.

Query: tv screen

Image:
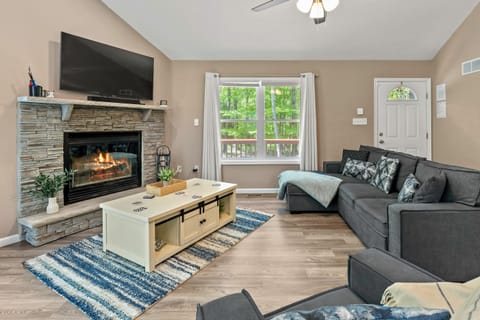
[60,32,154,100]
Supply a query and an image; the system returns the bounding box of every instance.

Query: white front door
[374,78,431,159]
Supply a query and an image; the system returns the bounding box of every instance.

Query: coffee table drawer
[181,210,202,244]
[180,202,220,244]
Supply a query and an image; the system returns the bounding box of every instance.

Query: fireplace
[64,131,142,204]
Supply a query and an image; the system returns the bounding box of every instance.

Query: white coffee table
[100,178,237,271]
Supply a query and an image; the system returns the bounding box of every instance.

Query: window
[219,78,301,162]
[387,86,417,101]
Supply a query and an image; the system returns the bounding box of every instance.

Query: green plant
[32,170,72,199]
[157,167,175,182]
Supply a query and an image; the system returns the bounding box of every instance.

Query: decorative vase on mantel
[46,196,59,214]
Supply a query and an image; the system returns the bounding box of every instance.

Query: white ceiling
[102,0,479,61]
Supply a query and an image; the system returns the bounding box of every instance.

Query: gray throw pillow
[413,172,447,203]
[370,156,400,194]
[398,173,420,202]
[340,149,369,172]
[342,158,376,182]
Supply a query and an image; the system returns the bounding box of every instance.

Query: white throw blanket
[278,170,342,208]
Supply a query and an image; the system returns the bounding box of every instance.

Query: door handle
[379,139,385,144]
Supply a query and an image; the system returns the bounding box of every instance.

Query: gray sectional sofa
[196,248,442,320]
[284,145,480,282]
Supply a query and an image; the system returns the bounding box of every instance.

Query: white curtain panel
[299,72,318,171]
[201,72,222,181]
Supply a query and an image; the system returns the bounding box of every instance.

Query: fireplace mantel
[17,96,168,121]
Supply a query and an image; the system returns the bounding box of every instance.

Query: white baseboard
[236,188,278,194]
[0,234,21,247]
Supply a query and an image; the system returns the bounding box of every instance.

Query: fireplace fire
[72,151,132,186]
[64,131,142,204]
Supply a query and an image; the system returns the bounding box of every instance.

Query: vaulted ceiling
[103,0,479,60]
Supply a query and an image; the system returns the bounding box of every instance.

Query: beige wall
[432,3,480,168]
[0,0,171,239]
[169,61,431,187]
[2,2,478,240]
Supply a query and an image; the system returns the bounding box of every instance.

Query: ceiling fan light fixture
[296,0,313,14]
[309,1,325,19]
[322,0,339,12]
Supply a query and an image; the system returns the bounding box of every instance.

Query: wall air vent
[462,57,480,75]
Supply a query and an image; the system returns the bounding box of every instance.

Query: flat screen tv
[60,32,154,101]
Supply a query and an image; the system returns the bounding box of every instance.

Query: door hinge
[426,132,429,139]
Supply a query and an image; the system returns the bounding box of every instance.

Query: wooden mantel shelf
[17,96,168,121]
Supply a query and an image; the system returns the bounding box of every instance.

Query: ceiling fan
[251,0,339,24]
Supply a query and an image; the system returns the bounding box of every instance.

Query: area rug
[24,208,272,320]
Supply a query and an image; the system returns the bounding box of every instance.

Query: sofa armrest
[323,161,341,173]
[388,203,480,281]
[348,248,442,304]
[196,289,264,320]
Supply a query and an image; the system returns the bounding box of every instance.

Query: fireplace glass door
[64,131,141,204]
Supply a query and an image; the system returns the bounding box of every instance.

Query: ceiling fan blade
[251,0,290,12]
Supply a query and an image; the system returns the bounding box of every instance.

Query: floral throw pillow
[370,156,400,194]
[398,173,421,202]
[342,158,377,182]
[271,304,450,320]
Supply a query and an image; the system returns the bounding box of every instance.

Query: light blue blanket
[278,170,342,208]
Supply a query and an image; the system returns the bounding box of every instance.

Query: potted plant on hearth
[157,167,176,186]
[32,170,72,214]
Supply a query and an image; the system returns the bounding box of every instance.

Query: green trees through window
[219,80,300,160]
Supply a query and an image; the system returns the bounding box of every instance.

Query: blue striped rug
[24,208,272,320]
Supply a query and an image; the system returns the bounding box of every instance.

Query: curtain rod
[216,73,318,78]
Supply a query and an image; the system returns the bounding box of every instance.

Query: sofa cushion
[386,151,423,192]
[413,172,447,203]
[340,149,369,172]
[416,161,480,206]
[355,198,398,236]
[339,183,398,207]
[370,156,400,193]
[360,145,388,164]
[327,173,365,184]
[398,174,421,203]
[342,158,376,182]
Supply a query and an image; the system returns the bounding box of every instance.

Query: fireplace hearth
[64,131,142,204]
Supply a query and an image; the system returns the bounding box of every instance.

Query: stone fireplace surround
[17,97,166,246]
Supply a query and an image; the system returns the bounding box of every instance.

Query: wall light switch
[356,107,364,115]
[194,118,199,126]
[352,118,368,125]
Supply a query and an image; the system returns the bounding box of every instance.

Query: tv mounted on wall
[60,32,154,103]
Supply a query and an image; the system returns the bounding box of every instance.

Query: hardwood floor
[0,195,364,319]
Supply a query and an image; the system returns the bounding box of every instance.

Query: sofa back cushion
[359,145,387,164]
[340,149,369,172]
[412,172,447,203]
[415,160,480,206]
[386,151,424,192]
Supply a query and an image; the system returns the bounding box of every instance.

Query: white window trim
[222,159,300,166]
[219,77,301,163]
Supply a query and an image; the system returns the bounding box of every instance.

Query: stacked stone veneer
[17,102,165,245]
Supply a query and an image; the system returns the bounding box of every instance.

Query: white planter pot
[162,180,169,186]
[46,197,59,214]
